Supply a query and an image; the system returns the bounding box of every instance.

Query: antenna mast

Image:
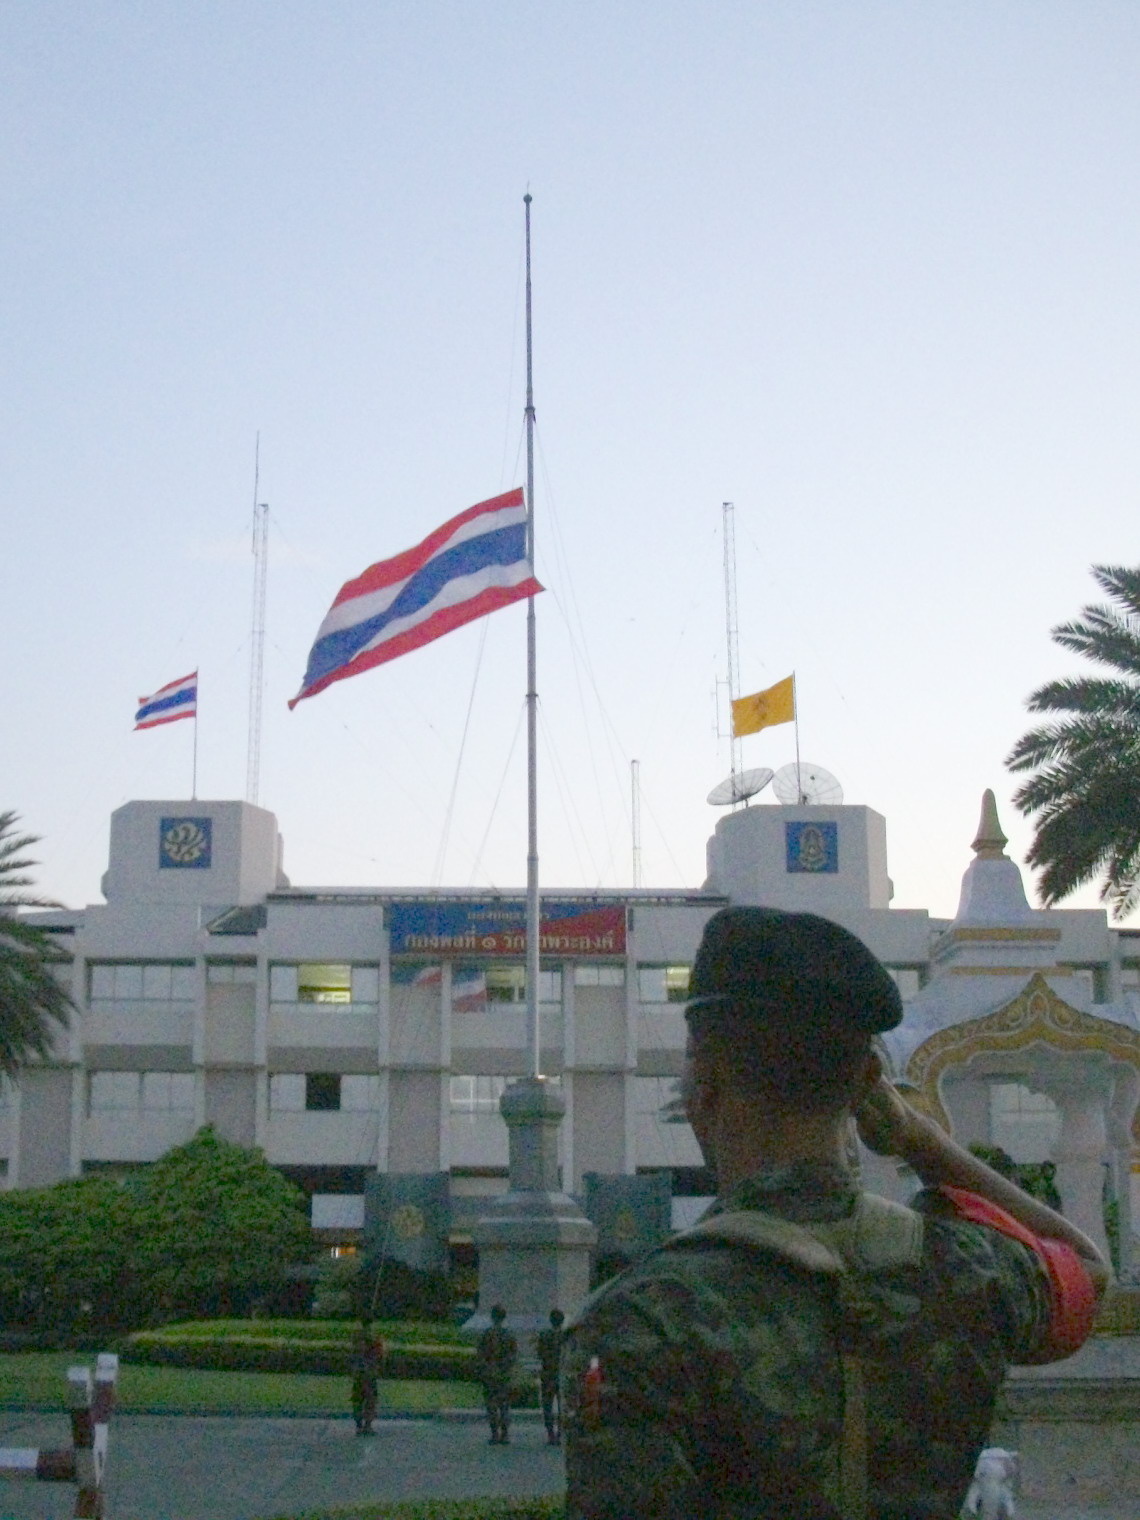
[722,501,741,792]
[631,758,642,887]
[246,436,269,805]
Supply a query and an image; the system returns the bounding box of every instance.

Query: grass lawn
[0,1353,481,1417]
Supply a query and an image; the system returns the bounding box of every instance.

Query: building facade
[5,793,1139,1269]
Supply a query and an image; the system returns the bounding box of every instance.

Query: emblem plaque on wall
[159,816,213,869]
[785,820,838,874]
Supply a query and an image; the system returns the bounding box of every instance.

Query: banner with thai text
[387,900,626,957]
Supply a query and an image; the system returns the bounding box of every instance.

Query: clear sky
[4,1,1139,923]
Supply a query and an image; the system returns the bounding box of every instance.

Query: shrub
[0,1127,313,1332]
[312,1254,453,1322]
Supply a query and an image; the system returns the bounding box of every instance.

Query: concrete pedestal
[468,1076,597,1336]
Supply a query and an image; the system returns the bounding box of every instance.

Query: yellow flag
[732,674,795,738]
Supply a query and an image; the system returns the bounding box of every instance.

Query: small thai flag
[452,969,487,1014]
[289,488,542,708]
[135,672,198,730]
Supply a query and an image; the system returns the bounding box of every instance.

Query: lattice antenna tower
[246,437,269,805]
[722,501,742,789]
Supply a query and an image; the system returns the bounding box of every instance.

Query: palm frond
[1006,714,1140,772]
[0,811,72,1073]
[1008,564,1140,918]
[1090,564,1140,620]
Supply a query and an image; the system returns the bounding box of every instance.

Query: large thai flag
[135,671,198,729]
[289,488,542,708]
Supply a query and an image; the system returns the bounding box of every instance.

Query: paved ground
[0,1411,563,1520]
[0,1409,1131,1519]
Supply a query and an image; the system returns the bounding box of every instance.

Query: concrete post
[468,1075,597,1336]
[1052,1088,1112,1269]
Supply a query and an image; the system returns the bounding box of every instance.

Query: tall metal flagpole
[524,193,541,1082]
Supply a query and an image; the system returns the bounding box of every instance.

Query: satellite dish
[706,767,774,807]
[772,762,844,806]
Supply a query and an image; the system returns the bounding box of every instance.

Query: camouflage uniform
[563,1159,1056,1520]
[476,1321,518,1443]
[536,1323,564,1441]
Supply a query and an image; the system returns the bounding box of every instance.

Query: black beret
[686,906,902,1036]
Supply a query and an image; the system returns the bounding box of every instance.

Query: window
[206,962,257,985]
[638,965,691,1003]
[89,963,196,1002]
[574,966,626,987]
[90,1071,193,1114]
[268,964,379,1005]
[449,1074,558,1111]
[299,964,351,1004]
[269,1073,345,1112]
[90,1072,140,1111]
[141,1073,194,1111]
[484,967,562,1004]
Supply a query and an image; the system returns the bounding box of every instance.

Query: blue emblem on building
[785,821,838,874]
[159,817,212,869]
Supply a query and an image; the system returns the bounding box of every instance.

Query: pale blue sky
[4,2,1139,921]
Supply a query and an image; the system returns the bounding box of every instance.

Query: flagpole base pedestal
[466,1076,597,1336]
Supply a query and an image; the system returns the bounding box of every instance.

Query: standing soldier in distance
[349,1321,384,1436]
[562,907,1107,1519]
[475,1303,518,1445]
[536,1308,565,1444]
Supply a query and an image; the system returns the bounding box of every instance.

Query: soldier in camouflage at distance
[475,1303,518,1445]
[562,907,1108,1520]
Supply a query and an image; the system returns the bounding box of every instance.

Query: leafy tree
[131,1127,312,1318]
[0,1128,312,1330]
[0,1174,142,1331]
[1006,564,1140,917]
[0,811,73,1075]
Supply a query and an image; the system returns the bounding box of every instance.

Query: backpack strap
[675,1191,924,1276]
[665,1192,924,1520]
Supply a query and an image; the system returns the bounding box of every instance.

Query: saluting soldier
[475,1303,518,1445]
[563,907,1107,1519]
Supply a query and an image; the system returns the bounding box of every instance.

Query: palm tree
[1006,564,1140,918]
[0,812,73,1075]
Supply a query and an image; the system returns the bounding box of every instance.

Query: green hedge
[121,1333,475,1382]
[269,1501,562,1520]
[143,1318,472,1347]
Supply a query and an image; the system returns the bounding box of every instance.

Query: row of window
[82,1071,583,1118]
[82,959,1140,1013]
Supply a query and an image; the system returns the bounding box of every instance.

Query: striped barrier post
[0,1351,118,1518]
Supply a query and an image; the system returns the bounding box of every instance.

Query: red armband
[939,1186,1097,1361]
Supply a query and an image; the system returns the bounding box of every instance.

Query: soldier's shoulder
[566,1222,812,1345]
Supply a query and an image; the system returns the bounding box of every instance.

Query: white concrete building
[5,792,1139,1270]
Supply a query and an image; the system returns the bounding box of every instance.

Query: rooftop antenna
[722,501,742,794]
[246,435,269,805]
[631,758,642,886]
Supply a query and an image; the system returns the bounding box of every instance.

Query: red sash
[940,1186,1097,1361]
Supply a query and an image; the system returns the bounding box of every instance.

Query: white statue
[962,1447,1020,1519]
